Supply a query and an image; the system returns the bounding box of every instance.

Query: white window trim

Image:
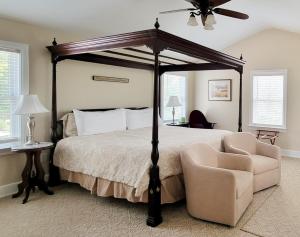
[249,69,287,131]
[161,72,188,123]
[0,40,29,150]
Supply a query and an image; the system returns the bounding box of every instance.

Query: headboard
[55,107,148,142]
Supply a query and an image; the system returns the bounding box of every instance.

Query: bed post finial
[154,18,160,29]
[52,38,57,46]
[240,54,243,60]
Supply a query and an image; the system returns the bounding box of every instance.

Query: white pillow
[126,108,163,130]
[60,113,78,137]
[73,109,127,136]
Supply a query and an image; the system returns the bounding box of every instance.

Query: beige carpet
[241,158,300,237]
[0,158,299,237]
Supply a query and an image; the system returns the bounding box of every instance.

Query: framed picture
[208,79,232,101]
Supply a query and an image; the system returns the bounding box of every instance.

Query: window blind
[0,48,21,141]
[162,74,186,121]
[252,74,285,128]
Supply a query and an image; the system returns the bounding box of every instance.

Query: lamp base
[25,115,37,146]
[24,140,38,146]
[172,107,176,125]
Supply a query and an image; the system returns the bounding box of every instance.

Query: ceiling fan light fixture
[160,0,249,31]
[187,13,198,26]
[204,24,214,31]
[206,12,216,25]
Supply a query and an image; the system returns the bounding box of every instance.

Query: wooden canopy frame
[47,20,245,228]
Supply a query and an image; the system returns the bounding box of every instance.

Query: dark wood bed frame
[46,19,245,227]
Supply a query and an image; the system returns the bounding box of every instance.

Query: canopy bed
[47,19,245,227]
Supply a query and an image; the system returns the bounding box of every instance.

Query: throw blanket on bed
[54,126,232,196]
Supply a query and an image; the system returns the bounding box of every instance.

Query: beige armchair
[180,143,253,227]
[224,132,281,192]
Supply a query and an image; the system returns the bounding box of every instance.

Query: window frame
[0,40,29,149]
[161,72,188,123]
[249,69,287,130]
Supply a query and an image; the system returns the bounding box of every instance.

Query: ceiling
[0,0,299,50]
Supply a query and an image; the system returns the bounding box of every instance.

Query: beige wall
[0,18,153,186]
[0,18,195,187]
[0,18,154,140]
[187,72,196,114]
[2,20,298,188]
[195,28,300,151]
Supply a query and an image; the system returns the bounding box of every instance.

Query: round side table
[11,142,54,204]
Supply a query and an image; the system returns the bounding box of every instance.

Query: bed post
[48,38,61,186]
[238,55,243,132]
[238,71,243,132]
[147,18,163,227]
[147,51,162,227]
[158,70,163,117]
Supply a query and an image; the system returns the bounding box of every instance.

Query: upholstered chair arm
[218,153,253,172]
[226,145,250,155]
[181,155,236,198]
[256,141,281,159]
[196,166,236,189]
[195,166,236,199]
[184,165,237,225]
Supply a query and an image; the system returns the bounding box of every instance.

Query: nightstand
[166,122,190,128]
[11,142,54,204]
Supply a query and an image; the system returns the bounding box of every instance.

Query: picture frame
[208,79,232,101]
[92,75,129,83]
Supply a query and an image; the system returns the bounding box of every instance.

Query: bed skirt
[60,169,185,204]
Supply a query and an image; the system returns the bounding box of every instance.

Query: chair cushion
[232,170,252,199]
[251,155,279,175]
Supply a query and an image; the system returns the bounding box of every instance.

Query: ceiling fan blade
[213,8,249,19]
[184,0,200,8]
[159,8,196,14]
[184,0,197,3]
[209,0,231,7]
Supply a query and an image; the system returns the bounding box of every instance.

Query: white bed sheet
[54,126,232,196]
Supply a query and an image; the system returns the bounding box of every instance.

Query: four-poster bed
[47,20,245,227]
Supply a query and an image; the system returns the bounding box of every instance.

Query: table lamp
[166,96,182,125]
[14,95,49,145]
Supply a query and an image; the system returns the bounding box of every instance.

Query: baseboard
[0,181,21,199]
[282,149,300,158]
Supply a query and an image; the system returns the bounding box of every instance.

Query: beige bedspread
[54,126,232,196]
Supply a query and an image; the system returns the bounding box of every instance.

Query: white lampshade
[166,96,182,107]
[14,95,49,115]
[206,13,216,25]
[187,13,198,26]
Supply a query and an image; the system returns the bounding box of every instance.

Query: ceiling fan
[159,0,249,30]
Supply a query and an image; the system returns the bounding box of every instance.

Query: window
[161,73,187,122]
[0,40,28,147]
[250,70,287,130]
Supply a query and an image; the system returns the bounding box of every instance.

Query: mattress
[54,126,232,200]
